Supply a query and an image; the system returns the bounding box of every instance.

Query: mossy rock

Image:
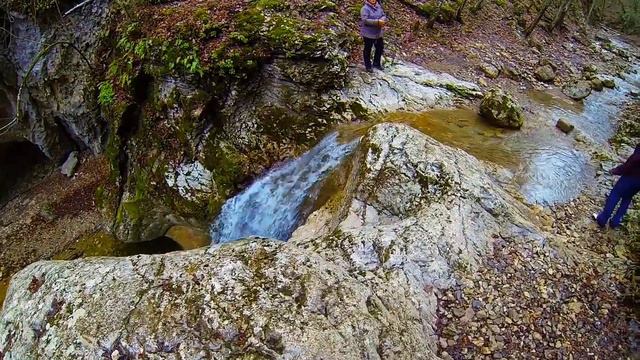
[479,88,524,130]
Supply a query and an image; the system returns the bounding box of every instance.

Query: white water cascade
[210,132,358,243]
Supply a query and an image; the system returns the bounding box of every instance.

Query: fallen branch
[63,0,92,17]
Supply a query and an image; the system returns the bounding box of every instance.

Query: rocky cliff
[0,123,538,359]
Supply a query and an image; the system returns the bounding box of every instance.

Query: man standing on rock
[360,0,387,73]
[595,144,640,228]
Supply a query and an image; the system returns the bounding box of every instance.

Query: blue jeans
[597,176,640,227]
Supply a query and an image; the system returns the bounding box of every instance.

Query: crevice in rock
[0,140,50,205]
[132,72,153,103]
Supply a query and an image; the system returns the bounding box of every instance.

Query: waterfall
[211,132,358,243]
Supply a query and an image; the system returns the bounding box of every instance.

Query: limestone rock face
[2,1,111,160]
[340,61,481,114]
[479,88,525,129]
[0,124,538,359]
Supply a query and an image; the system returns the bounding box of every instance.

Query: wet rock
[60,151,79,177]
[590,78,604,91]
[602,78,616,89]
[562,81,592,100]
[480,63,500,79]
[0,124,538,359]
[534,65,556,83]
[556,119,575,134]
[479,88,525,129]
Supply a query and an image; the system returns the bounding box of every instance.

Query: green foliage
[98,81,115,106]
[255,0,288,10]
[495,0,506,7]
[418,1,458,23]
[5,0,59,17]
[621,0,640,33]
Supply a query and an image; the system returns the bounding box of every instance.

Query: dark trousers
[363,37,384,70]
[597,176,640,227]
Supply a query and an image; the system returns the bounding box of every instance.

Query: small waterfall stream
[211,132,358,243]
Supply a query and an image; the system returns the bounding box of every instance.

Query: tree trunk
[471,0,485,13]
[525,0,553,37]
[426,0,445,28]
[550,0,572,31]
[586,0,597,23]
[456,0,469,22]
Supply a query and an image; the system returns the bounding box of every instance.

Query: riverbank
[435,100,640,359]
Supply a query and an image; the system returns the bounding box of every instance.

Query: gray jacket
[360,2,387,39]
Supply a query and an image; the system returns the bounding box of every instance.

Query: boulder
[603,78,616,89]
[479,88,525,129]
[60,151,79,177]
[556,118,575,134]
[590,78,604,91]
[562,81,592,100]
[534,65,556,83]
[0,124,538,359]
[480,63,500,79]
[502,65,521,80]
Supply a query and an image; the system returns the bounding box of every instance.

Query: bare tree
[549,0,573,30]
[456,0,470,22]
[586,0,598,22]
[426,0,445,28]
[525,0,554,37]
[471,0,485,13]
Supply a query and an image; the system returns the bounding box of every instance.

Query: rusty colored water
[384,109,520,168]
[0,277,9,309]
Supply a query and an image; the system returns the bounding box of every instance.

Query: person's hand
[378,19,386,27]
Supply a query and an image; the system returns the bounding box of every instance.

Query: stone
[0,124,540,359]
[60,151,79,177]
[502,65,521,80]
[590,78,604,91]
[480,63,500,79]
[602,78,616,89]
[583,64,598,74]
[562,81,592,100]
[479,88,525,129]
[534,65,556,82]
[556,119,575,134]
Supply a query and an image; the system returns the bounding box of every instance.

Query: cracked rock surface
[1,124,539,359]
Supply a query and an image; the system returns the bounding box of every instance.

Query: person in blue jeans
[595,144,640,228]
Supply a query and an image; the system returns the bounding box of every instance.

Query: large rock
[3,1,111,161]
[339,61,481,114]
[479,88,525,129]
[563,80,592,100]
[480,63,500,79]
[0,124,538,359]
[534,65,556,82]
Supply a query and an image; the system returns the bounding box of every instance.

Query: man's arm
[611,153,640,175]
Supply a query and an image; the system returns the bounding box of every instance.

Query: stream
[210,132,358,243]
[209,66,639,243]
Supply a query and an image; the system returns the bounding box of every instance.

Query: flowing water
[208,65,640,243]
[210,132,358,243]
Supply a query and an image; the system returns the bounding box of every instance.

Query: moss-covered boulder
[479,88,525,129]
[534,65,556,83]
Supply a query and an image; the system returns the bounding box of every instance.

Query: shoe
[365,67,373,73]
[609,221,621,229]
[373,64,384,71]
